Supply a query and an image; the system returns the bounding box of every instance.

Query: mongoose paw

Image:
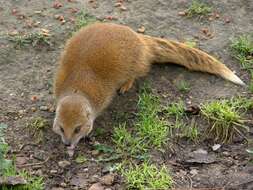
[119,79,134,94]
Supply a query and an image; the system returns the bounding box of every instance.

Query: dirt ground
[0,0,253,189]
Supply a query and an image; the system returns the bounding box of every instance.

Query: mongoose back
[53,23,245,151]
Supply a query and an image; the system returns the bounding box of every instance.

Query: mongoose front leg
[119,79,134,94]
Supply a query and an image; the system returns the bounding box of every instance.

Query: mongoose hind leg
[119,79,135,94]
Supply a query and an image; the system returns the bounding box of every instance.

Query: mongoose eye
[74,125,82,134]
[60,126,64,133]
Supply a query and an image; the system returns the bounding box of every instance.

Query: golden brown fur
[53,23,244,149]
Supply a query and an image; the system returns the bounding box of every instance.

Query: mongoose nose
[64,140,71,146]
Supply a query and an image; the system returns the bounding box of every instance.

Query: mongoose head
[53,95,94,148]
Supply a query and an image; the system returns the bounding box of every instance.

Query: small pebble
[31,107,37,112]
[212,144,221,151]
[50,169,58,174]
[88,183,104,190]
[137,26,145,33]
[18,110,25,115]
[193,148,207,155]
[60,182,67,187]
[225,17,231,23]
[90,174,99,183]
[39,106,48,111]
[189,169,198,176]
[178,11,186,16]
[58,160,71,168]
[120,5,127,11]
[223,151,230,156]
[9,30,19,36]
[34,10,42,14]
[100,174,114,186]
[91,150,100,156]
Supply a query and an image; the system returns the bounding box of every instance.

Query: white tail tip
[224,71,246,86]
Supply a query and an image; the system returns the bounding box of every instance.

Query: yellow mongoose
[53,23,244,152]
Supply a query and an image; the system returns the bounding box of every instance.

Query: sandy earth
[0,0,253,189]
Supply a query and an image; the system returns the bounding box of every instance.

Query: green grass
[230,34,253,92]
[201,98,251,142]
[180,123,199,141]
[249,77,253,93]
[136,88,169,149]
[75,154,87,164]
[186,0,212,17]
[9,32,51,48]
[112,84,173,188]
[176,80,191,93]
[94,143,114,154]
[165,98,252,143]
[137,86,160,115]
[113,124,149,156]
[121,162,172,190]
[94,128,106,137]
[230,35,253,68]
[0,123,12,174]
[111,89,252,188]
[74,11,97,32]
[165,101,185,119]
[0,123,44,190]
[184,40,197,48]
[113,84,169,157]
[27,117,48,143]
[2,167,44,190]
[27,117,48,131]
[164,101,199,141]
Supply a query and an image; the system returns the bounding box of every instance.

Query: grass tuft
[112,86,181,190]
[112,84,169,157]
[165,101,185,119]
[186,0,212,17]
[9,32,51,48]
[184,40,197,48]
[0,123,12,174]
[176,80,191,93]
[180,122,199,141]
[230,34,253,92]
[27,117,48,131]
[0,123,44,190]
[201,98,251,142]
[113,124,149,156]
[230,35,253,68]
[249,78,253,93]
[136,88,168,149]
[94,128,106,137]
[165,102,200,142]
[121,162,172,190]
[75,154,87,164]
[2,168,44,190]
[74,11,97,32]
[27,117,48,143]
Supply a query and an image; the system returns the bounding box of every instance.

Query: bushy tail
[140,35,245,86]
